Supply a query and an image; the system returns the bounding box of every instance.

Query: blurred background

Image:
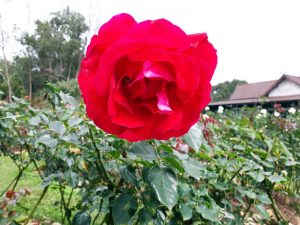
[1,0,300,102]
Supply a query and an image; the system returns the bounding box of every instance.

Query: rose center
[118,60,174,113]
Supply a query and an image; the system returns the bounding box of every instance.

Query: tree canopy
[212,79,247,102]
[0,7,88,100]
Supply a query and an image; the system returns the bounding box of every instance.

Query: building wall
[268,80,300,97]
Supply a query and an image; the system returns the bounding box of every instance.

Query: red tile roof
[229,80,276,100]
[210,74,300,107]
[229,74,300,100]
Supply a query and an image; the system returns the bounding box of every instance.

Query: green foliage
[55,78,80,98]
[0,85,299,224]
[0,59,25,99]
[2,7,88,98]
[212,79,247,102]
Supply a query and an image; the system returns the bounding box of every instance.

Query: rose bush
[1,91,299,224]
[78,13,217,141]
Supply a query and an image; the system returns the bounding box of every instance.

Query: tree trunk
[28,60,32,100]
[48,58,52,77]
[67,63,72,81]
[0,16,12,102]
[60,58,63,75]
[76,52,82,79]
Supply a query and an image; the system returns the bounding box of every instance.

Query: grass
[0,156,75,224]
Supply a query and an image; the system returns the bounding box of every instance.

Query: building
[209,74,300,110]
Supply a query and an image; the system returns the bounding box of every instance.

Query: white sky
[1,0,300,85]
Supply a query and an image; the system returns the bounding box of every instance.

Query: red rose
[78,13,217,141]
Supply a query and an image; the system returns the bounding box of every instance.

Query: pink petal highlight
[157,89,172,112]
[143,61,173,81]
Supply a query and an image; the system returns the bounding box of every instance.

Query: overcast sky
[1,0,300,85]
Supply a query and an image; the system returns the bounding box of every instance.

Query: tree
[18,33,37,99]
[212,79,247,102]
[0,15,12,102]
[15,7,88,96]
[32,7,88,81]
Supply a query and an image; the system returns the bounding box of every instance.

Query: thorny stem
[59,184,72,225]
[242,198,252,221]
[100,213,110,225]
[89,127,115,188]
[230,165,243,182]
[268,159,285,221]
[0,175,17,197]
[24,186,49,225]
[267,189,285,222]
[12,170,24,191]
[0,159,31,196]
[11,162,31,191]
[66,188,74,208]
[0,142,20,168]
[17,131,43,179]
[92,198,103,225]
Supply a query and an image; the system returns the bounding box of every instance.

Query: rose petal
[129,49,201,99]
[111,107,145,128]
[157,88,172,112]
[186,33,217,80]
[126,78,146,99]
[143,61,173,81]
[86,14,136,56]
[122,18,190,50]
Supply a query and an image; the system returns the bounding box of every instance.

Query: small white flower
[178,143,189,153]
[281,170,288,176]
[202,114,209,119]
[255,113,262,119]
[288,107,296,114]
[205,106,210,111]
[218,106,224,114]
[274,111,280,117]
[260,109,267,115]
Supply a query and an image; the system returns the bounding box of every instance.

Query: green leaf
[68,116,82,127]
[62,134,80,144]
[245,190,257,199]
[182,158,205,180]
[73,211,91,225]
[158,144,173,153]
[49,121,66,136]
[10,222,21,225]
[148,166,179,210]
[268,175,285,183]
[197,152,214,162]
[257,193,272,204]
[128,142,157,161]
[197,205,219,222]
[41,173,59,188]
[29,116,41,126]
[138,208,153,225]
[36,135,58,148]
[112,193,138,225]
[155,210,166,224]
[249,171,265,182]
[183,122,203,151]
[180,202,193,221]
[194,186,208,196]
[163,157,184,173]
[64,170,79,188]
[40,113,49,124]
[59,91,79,107]
[255,205,270,220]
[120,166,138,186]
[233,145,245,151]
[213,182,228,191]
